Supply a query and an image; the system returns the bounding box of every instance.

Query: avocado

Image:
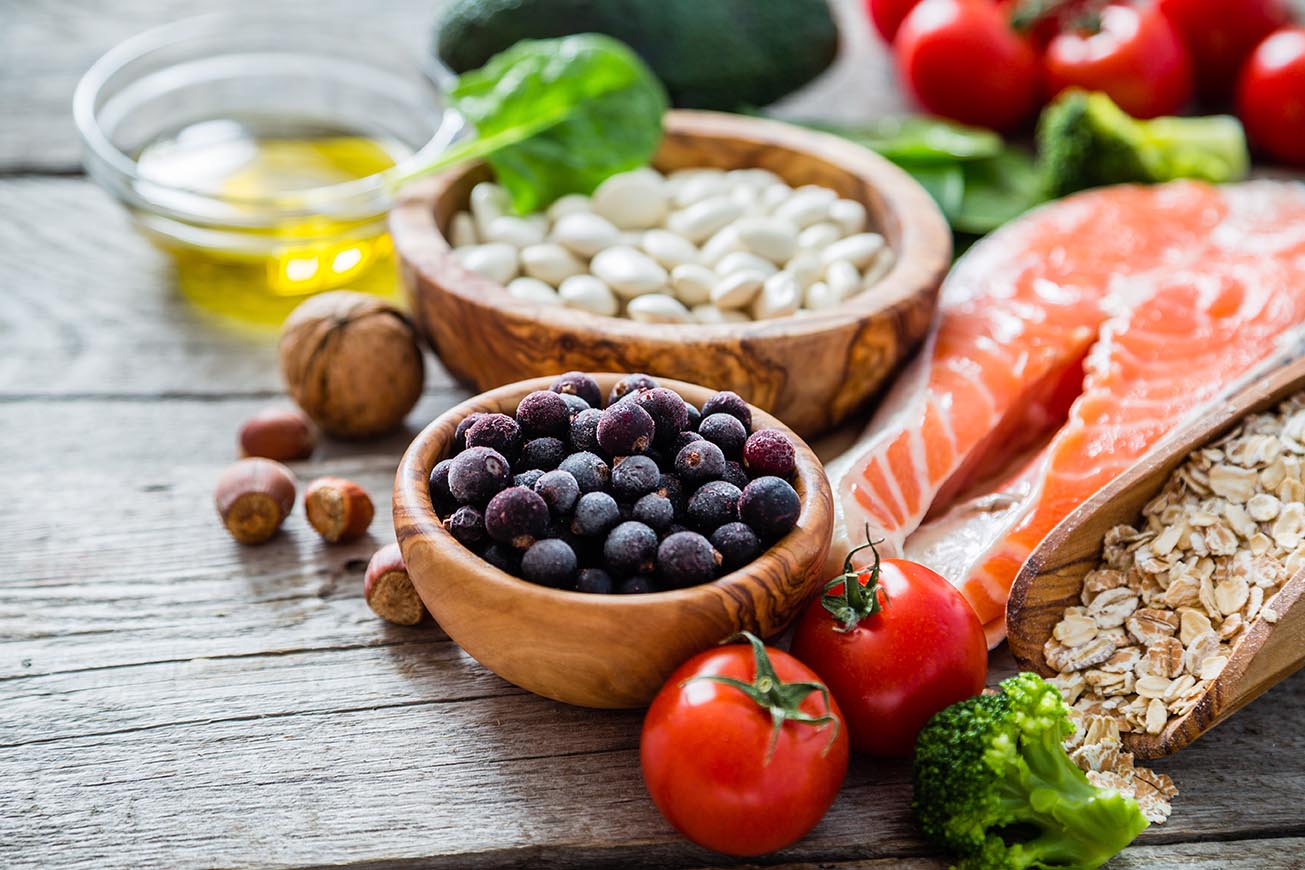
[435,0,840,111]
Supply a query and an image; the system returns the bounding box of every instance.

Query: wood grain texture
[1008,355,1305,760]
[394,374,834,708]
[392,111,950,438]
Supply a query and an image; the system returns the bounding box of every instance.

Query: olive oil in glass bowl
[75,16,461,325]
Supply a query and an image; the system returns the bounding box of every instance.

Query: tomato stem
[684,632,838,764]
[820,525,889,633]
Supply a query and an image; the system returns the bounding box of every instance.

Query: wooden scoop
[1007,355,1305,760]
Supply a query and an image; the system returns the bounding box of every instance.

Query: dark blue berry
[559,451,610,493]
[484,486,550,549]
[429,458,458,515]
[739,476,801,538]
[611,454,661,500]
[575,567,614,594]
[454,412,483,452]
[655,474,687,517]
[571,491,620,537]
[633,387,689,446]
[672,429,705,455]
[687,480,741,532]
[700,391,752,430]
[550,371,603,409]
[675,440,727,486]
[743,429,796,480]
[657,531,721,588]
[521,538,577,587]
[722,460,750,491]
[597,402,655,455]
[465,413,522,462]
[514,468,546,489]
[618,575,659,594]
[516,390,570,438]
[534,469,580,516]
[699,413,748,457]
[446,505,486,549]
[608,373,658,406]
[558,392,591,420]
[711,522,761,571]
[448,446,511,505]
[685,403,701,431]
[633,493,674,531]
[603,521,658,575]
[570,408,602,453]
[483,543,521,576]
[520,436,567,471]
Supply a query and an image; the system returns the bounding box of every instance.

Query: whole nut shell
[215,458,297,545]
[238,407,317,461]
[364,542,425,625]
[279,292,424,439]
[304,477,375,543]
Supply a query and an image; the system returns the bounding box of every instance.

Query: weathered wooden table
[3,1,1303,867]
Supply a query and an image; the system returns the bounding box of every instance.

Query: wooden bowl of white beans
[390,110,951,437]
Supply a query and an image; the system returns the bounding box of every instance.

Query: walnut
[279,292,425,439]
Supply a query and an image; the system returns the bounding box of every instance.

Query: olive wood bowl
[1007,355,1305,759]
[390,110,951,439]
[392,373,834,708]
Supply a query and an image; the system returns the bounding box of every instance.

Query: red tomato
[1044,2,1194,118]
[640,634,849,856]
[1158,0,1290,101]
[894,0,1041,132]
[1238,27,1305,166]
[790,543,987,758]
[867,0,927,42]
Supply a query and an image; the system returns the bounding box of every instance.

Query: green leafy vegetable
[1038,89,1249,199]
[954,147,1042,235]
[912,672,1149,869]
[390,34,667,213]
[804,116,1003,164]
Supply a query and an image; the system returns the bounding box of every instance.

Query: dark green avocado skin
[435,0,840,111]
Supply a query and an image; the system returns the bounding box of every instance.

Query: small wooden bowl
[390,110,950,438]
[392,374,834,708]
[1007,356,1305,759]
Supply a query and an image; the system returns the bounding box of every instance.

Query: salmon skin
[827,181,1305,646]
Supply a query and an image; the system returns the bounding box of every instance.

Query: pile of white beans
[446,166,895,324]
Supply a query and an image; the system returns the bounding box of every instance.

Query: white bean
[547,193,591,221]
[752,271,802,319]
[829,199,868,235]
[727,168,783,189]
[733,216,798,263]
[449,212,477,248]
[485,215,546,248]
[825,259,861,301]
[715,251,778,278]
[698,225,744,268]
[559,274,619,316]
[821,232,886,270]
[692,304,750,324]
[551,212,621,257]
[804,280,839,310]
[589,246,668,298]
[710,270,766,309]
[759,183,793,213]
[506,276,561,305]
[641,229,699,270]
[784,252,822,289]
[454,243,518,285]
[469,182,511,236]
[627,293,692,324]
[667,196,743,243]
[729,184,762,213]
[521,243,586,286]
[591,168,668,230]
[671,171,728,208]
[797,222,843,252]
[773,186,837,228]
[670,263,718,306]
[860,247,896,290]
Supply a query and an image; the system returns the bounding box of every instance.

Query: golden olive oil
[134,117,412,324]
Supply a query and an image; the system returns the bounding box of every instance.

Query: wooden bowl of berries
[392,371,834,708]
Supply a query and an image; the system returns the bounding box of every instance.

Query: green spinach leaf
[953,147,1044,234]
[799,116,1003,164]
[390,34,667,213]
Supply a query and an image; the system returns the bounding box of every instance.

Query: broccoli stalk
[913,672,1149,870]
[1038,89,1249,199]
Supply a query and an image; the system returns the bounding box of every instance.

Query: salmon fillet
[828,181,1305,645]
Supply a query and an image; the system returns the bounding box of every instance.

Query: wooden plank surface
[4,0,1304,867]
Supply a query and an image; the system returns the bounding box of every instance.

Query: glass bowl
[74,14,463,324]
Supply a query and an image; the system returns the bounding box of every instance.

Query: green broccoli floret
[912,672,1149,870]
[1037,89,1249,198]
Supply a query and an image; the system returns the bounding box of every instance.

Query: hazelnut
[304,477,375,543]
[215,458,296,544]
[238,407,317,461]
[364,542,425,625]
[279,291,425,439]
